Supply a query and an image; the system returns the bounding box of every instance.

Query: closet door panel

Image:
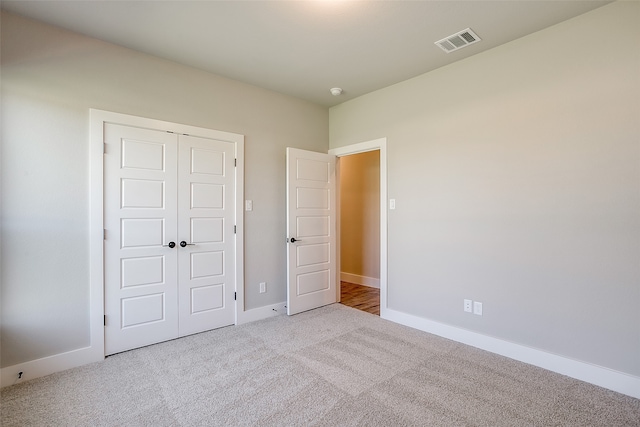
[177,135,236,336]
[104,124,179,355]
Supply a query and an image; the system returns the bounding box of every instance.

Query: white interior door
[105,123,237,355]
[104,124,179,355]
[178,135,235,335]
[286,148,337,315]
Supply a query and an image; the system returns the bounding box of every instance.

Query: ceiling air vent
[435,28,481,53]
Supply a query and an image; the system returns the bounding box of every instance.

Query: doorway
[329,138,388,317]
[338,151,380,315]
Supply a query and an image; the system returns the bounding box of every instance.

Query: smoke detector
[330,87,343,96]
[435,28,481,53]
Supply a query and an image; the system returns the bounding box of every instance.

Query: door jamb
[329,138,387,317]
[90,109,244,360]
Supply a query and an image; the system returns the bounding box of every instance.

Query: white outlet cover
[245,200,253,211]
[464,299,472,312]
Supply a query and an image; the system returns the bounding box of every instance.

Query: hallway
[339,281,380,315]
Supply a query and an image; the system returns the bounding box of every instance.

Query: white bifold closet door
[104,124,235,355]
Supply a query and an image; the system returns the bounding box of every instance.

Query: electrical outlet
[473,301,483,316]
[464,299,472,313]
[259,282,266,293]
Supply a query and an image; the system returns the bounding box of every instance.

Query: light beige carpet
[1,304,639,426]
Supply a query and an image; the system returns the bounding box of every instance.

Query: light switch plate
[473,301,483,316]
[245,200,253,211]
[389,199,396,210]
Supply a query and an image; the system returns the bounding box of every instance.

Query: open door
[286,148,337,315]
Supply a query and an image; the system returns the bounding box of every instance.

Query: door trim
[90,109,244,358]
[329,138,387,317]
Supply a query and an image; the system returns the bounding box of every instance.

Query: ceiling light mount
[330,87,343,96]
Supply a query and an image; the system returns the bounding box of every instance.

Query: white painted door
[177,135,235,335]
[104,124,179,355]
[286,148,337,315]
[105,124,236,355]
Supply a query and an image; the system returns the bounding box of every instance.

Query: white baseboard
[1,346,103,388]
[382,308,640,399]
[8,305,636,400]
[341,272,380,289]
[236,301,287,325]
[2,303,289,389]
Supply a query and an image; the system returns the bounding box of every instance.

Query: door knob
[163,242,176,248]
[289,237,301,243]
[180,241,195,247]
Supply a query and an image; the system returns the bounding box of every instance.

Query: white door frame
[329,138,387,317]
[89,109,244,360]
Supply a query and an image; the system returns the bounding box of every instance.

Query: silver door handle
[289,237,301,243]
[180,241,195,247]
[163,242,176,248]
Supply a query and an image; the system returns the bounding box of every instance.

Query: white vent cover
[435,28,481,53]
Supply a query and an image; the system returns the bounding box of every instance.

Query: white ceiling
[1,1,611,107]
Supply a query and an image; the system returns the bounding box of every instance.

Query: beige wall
[330,1,640,377]
[339,151,380,282]
[0,11,328,367]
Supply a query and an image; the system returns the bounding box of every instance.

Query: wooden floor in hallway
[340,281,380,316]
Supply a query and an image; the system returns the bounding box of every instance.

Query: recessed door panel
[122,139,165,171]
[191,148,224,175]
[297,158,329,182]
[297,216,330,238]
[121,256,164,288]
[121,218,164,248]
[191,218,224,243]
[121,293,165,328]
[191,284,224,314]
[297,243,329,267]
[297,187,329,209]
[191,251,224,279]
[122,179,164,208]
[297,270,330,296]
[191,183,224,209]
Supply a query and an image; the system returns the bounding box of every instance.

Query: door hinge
[103,229,106,240]
[234,158,237,167]
[104,315,106,326]
[103,143,106,154]
[234,292,237,301]
[234,225,236,234]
